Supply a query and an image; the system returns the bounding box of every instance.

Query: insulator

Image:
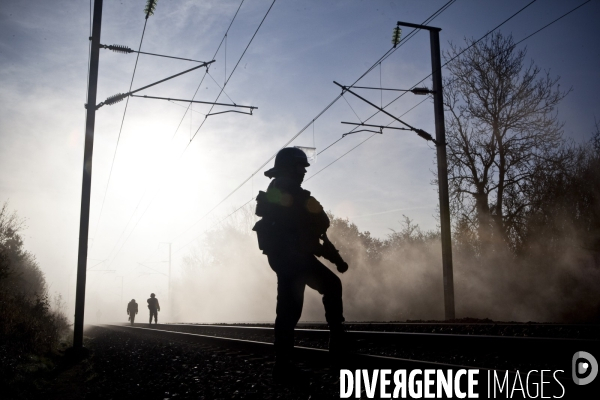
[411,87,431,95]
[107,44,133,54]
[104,93,127,106]
[415,129,433,142]
[144,0,158,18]
[391,27,402,47]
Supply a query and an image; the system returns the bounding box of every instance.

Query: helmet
[150,293,155,298]
[264,147,310,178]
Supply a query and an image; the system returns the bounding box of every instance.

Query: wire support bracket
[93,60,215,110]
[130,95,257,112]
[348,85,434,95]
[341,122,411,137]
[334,81,440,146]
[205,109,254,118]
[99,43,210,64]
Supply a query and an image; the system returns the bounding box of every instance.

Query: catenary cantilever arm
[95,60,215,109]
[334,81,438,145]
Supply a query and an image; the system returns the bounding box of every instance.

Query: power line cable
[107,0,279,263]
[513,0,590,47]
[105,0,267,267]
[94,0,247,263]
[118,0,456,266]
[90,16,152,252]
[186,0,278,146]
[173,0,580,249]
[169,0,246,141]
[308,97,430,181]
[164,1,457,248]
[306,0,591,191]
[334,0,541,146]
[306,0,544,178]
[175,96,431,253]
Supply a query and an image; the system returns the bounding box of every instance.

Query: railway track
[141,322,597,348]
[88,324,598,398]
[102,324,475,371]
[104,322,598,371]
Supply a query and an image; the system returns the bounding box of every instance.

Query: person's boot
[329,324,352,368]
[272,339,309,387]
[272,359,310,386]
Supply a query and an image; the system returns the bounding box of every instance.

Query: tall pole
[396,21,455,320]
[168,242,172,322]
[73,0,103,350]
[118,276,123,305]
[430,29,455,320]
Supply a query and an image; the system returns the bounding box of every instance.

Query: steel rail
[99,324,489,371]
[138,323,599,351]
[95,324,577,386]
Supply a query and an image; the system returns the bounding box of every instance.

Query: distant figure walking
[127,299,138,325]
[252,147,349,383]
[147,293,160,324]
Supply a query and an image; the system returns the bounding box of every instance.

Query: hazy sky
[1,0,599,319]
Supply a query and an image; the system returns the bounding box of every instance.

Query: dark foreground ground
[3,325,338,400]
[4,320,598,399]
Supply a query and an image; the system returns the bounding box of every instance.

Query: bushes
[0,202,70,365]
[0,291,69,355]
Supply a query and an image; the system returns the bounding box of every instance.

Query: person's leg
[274,272,305,361]
[269,253,305,379]
[149,310,152,324]
[303,255,348,357]
[303,255,344,328]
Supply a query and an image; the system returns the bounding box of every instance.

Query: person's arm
[157,300,160,312]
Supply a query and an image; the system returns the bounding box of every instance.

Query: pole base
[64,346,91,363]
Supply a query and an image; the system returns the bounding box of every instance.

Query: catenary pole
[396,21,455,319]
[73,0,103,350]
[168,242,172,322]
[429,28,455,320]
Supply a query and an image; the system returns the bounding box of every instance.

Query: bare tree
[443,32,570,250]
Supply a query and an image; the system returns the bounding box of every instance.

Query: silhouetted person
[147,293,160,324]
[253,147,349,383]
[127,299,138,325]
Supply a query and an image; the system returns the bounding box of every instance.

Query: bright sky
[1,0,599,319]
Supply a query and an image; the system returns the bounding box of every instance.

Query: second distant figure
[147,293,160,324]
[127,299,138,325]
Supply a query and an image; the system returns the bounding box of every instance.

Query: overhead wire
[90,15,152,252]
[169,0,246,142]
[306,0,545,178]
[186,0,278,147]
[165,1,457,250]
[105,0,275,267]
[172,0,586,249]
[112,0,458,266]
[168,0,456,240]
[307,97,431,182]
[310,0,591,186]
[175,96,431,254]
[103,1,456,268]
[96,0,248,265]
[108,0,279,262]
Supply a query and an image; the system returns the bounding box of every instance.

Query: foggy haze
[1,1,600,325]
